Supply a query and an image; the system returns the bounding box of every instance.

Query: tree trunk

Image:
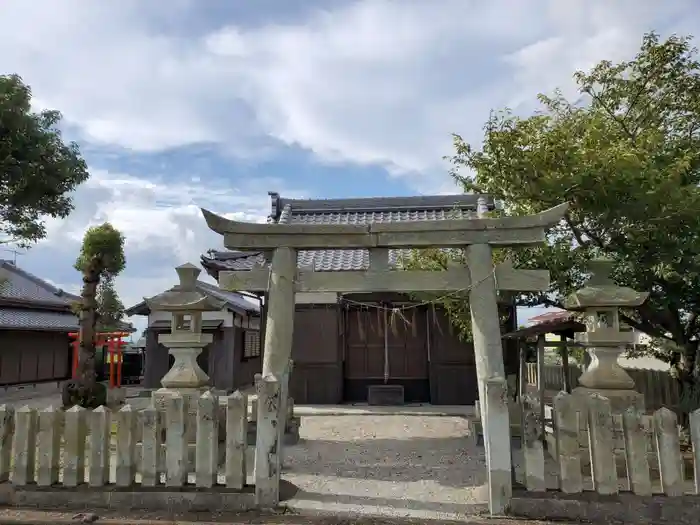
[62,258,107,408]
[76,261,100,386]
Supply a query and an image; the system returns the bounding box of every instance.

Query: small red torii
[68,332,131,388]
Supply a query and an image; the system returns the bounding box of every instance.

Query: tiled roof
[0,260,81,330]
[201,193,495,275]
[0,308,79,331]
[527,310,574,326]
[0,260,79,305]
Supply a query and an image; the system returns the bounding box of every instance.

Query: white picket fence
[0,374,284,508]
[519,391,700,496]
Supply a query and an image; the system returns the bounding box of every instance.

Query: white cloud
[2,0,694,182]
[2,0,697,333]
[43,170,274,249]
[32,168,304,331]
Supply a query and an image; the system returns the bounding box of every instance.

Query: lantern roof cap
[563,258,649,310]
[144,262,226,312]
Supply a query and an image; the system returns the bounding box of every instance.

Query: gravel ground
[281,415,490,521]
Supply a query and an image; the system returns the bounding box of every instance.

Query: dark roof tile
[0,260,79,305]
[0,309,79,331]
[202,192,494,276]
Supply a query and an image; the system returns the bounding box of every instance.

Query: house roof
[503,310,585,340]
[0,308,79,331]
[0,260,81,331]
[527,310,575,326]
[125,279,261,317]
[201,192,496,277]
[0,259,80,305]
[0,260,136,333]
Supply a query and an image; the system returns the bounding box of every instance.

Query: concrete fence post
[0,405,15,482]
[520,393,546,491]
[690,408,700,495]
[165,393,187,487]
[63,406,87,487]
[653,407,684,497]
[226,390,248,489]
[622,408,652,496]
[139,405,162,487]
[196,391,219,488]
[88,406,111,487]
[115,404,137,487]
[12,406,37,486]
[36,406,63,486]
[587,394,617,495]
[553,392,583,493]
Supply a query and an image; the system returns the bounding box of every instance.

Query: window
[242,330,261,359]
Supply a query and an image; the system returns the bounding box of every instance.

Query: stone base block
[152,386,213,411]
[151,387,227,442]
[571,387,645,413]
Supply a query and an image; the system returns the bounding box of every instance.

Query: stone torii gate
[203,198,569,514]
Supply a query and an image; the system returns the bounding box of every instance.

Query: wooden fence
[519,391,700,495]
[526,363,680,412]
[0,374,284,508]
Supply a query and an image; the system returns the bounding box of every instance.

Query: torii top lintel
[201,203,569,251]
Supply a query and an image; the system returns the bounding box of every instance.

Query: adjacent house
[125,280,262,391]
[527,309,666,370]
[0,259,81,386]
[200,192,520,405]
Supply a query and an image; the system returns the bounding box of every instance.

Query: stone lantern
[144,263,225,422]
[564,258,649,413]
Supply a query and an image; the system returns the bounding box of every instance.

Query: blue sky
[1,0,698,337]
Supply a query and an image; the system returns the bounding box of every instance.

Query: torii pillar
[467,197,511,512]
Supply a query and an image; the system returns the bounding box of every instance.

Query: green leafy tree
[416,32,700,415]
[62,223,126,408]
[96,276,126,332]
[0,74,89,246]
